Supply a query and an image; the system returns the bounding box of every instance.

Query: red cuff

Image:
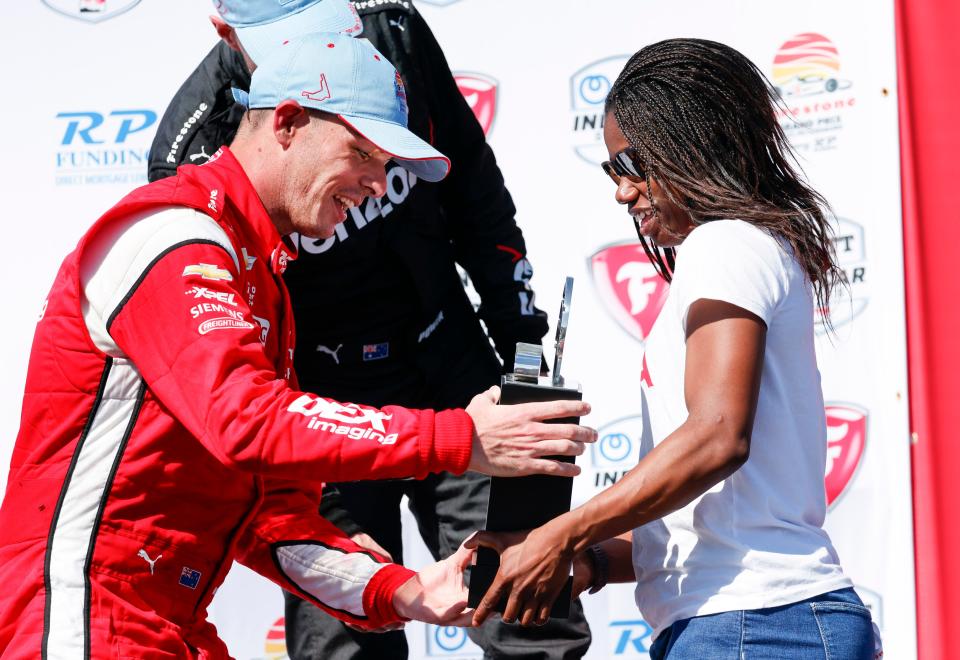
[428,409,474,475]
[362,564,417,628]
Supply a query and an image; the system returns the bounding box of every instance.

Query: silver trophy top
[552,277,574,387]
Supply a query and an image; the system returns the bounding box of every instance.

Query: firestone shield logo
[570,56,629,164]
[455,72,498,136]
[589,242,669,343]
[824,403,867,507]
[771,33,855,153]
[817,217,868,332]
[43,0,142,22]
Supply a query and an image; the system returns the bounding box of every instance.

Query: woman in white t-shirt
[468,39,877,659]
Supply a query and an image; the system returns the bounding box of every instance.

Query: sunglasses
[601,147,646,184]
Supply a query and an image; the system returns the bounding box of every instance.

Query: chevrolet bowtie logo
[182,263,233,282]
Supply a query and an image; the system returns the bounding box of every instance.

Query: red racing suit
[0,147,474,659]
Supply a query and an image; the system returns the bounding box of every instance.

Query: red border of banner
[896,1,960,657]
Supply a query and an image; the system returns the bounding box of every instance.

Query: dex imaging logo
[824,403,867,507]
[425,624,482,657]
[55,109,157,186]
[589,242,669,343]
[43,0,141,22]
[817,217,868,332]
[570,56,629,164]
[455,72,498,136]
[771,33,856,152]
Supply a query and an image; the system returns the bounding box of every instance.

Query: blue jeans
[649,588,875,660]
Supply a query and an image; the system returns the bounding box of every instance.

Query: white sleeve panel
[79,206,238,356]
[275,542,391,618]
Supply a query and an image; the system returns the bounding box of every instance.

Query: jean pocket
[810,601,874,660]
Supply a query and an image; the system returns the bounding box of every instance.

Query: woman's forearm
[553,413,750,557]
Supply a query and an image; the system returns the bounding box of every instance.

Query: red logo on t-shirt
[824,404,867,506]
[455,72,498,136]
[590,242,669,343]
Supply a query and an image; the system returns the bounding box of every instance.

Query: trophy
[468,277,581,618]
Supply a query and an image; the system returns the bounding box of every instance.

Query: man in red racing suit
[0,32,593,659]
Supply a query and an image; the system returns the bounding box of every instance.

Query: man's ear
[273,100,310,149]
[210,16,242,52]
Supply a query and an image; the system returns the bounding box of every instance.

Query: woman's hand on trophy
[466,522,574,627]
[465,386,597,477]
[392,539,476,626]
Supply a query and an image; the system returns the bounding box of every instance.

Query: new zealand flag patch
[362,342,389,361]
[179,566,202,589]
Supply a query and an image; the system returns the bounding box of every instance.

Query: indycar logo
[589,242,669,342]
[570,55,629,164]
[182,263,233,282]
[185,286,238,306]
[824,404,867,506]
[288,395,398,444]
[455,72,498,136]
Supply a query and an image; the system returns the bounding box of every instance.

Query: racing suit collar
[197,146,298,276]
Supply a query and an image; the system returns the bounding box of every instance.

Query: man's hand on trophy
[465,386,596,477]
[392,540,476,626]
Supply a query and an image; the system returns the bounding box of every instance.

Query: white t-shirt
[632,219,851,638]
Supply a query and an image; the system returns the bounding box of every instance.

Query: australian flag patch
[179,566,202,589]
[362,342,389,361]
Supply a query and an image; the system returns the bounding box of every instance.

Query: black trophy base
[467,375,581,619]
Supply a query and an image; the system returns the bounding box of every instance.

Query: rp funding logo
[54,109,157,186]
[771,33,855,152]
[570,56,629,165]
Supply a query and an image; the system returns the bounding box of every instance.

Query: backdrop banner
[0,1,914,659]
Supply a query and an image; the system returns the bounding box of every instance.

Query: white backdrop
[0,1,914,659]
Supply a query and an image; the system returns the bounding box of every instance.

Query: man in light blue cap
[231,31,450,240]
[150,3,594,658]
[0,26,598,659]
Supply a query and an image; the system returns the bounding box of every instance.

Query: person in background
[0,31,596,659]
[149,1,593,658]
[469,38,881,660]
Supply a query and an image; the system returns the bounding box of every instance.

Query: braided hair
[605,38,845,326]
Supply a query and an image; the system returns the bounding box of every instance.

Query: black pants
[283,472,591,659]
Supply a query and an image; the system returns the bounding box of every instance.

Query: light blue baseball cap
[212,0,363,64]
[245,32,450,182]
